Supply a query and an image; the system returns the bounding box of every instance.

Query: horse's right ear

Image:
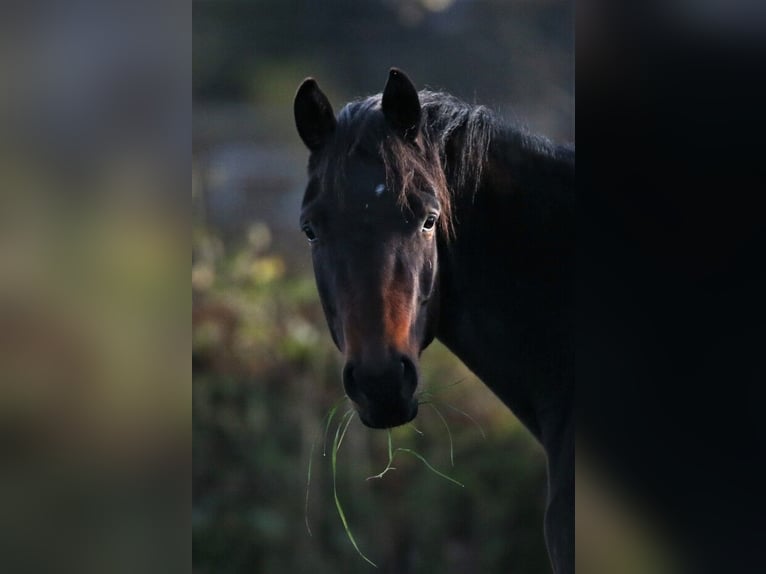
[382,68,421,141]
[294,78,336,151]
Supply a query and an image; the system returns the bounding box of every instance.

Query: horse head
[295,69,446,428]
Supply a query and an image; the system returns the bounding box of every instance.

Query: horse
[294,68,574,574]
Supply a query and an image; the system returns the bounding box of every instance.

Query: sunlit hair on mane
[310,91,496,239]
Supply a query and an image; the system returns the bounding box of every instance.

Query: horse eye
[422,215,437,232]
[302,224,318,243]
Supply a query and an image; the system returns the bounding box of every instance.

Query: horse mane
[311,89,566,238]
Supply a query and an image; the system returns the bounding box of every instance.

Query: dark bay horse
[294,69,574,573]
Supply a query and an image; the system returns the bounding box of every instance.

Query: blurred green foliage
[192,224,548,573]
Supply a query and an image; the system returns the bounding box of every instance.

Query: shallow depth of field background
[192,1,577,573]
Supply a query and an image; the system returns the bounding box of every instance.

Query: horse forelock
[309,91,497,240]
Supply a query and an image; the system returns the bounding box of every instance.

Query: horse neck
[435,127,574,448]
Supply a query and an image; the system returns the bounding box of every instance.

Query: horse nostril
[400,356,418,396]
[343,362,361,402]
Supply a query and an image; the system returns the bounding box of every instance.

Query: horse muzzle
[342,354,419,428]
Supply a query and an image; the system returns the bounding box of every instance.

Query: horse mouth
[356,400,419,429]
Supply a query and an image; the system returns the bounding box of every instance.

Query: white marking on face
[374,184,385,196]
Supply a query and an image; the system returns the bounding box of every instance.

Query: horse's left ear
[382,68,421,141]
[294,78,336,151]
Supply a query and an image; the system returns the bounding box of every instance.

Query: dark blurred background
[192,1,579,573]
[1,2,188,573]
[1,0,761,572]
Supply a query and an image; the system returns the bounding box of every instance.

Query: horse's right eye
[302,224,318,243]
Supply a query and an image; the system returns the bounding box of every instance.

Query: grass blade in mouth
[322,399,345,456]
[336,407,354,452]
[394,448,465,488]
[417,377,466,397]
[307,395,467,564]
[367,429,463,489]
[418,396,486,441]
[304,397,347,536]
[426,403,454,467]
[304,436,317,536]
[367,429,396,480]
[439,402,486,440]
[331,409,378,567]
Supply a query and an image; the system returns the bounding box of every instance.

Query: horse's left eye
[302,224,318,243]
[422,215,437,232]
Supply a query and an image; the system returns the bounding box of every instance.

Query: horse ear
[382,68,421,141]
[294,78,336,151]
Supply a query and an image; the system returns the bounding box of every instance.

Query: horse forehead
[344,160,389,198]
[338,173,402,218]
[345,180,390,202]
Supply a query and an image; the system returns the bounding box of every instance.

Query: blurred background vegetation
[1,2,188,572]
[193,0,573,573]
